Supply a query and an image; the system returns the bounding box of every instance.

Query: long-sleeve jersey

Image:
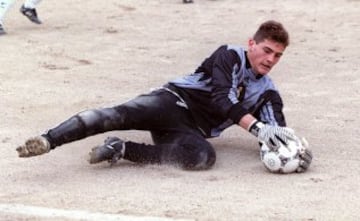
[165,45,282,138]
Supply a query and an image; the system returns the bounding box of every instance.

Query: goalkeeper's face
[247,38,286,75]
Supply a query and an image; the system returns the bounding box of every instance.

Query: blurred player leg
[0,0,15,35]
[20,0,42,24]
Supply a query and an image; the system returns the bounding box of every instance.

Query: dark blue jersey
[166,45,282,137]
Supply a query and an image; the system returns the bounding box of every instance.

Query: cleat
[16,136,51,157]
[20,5,42,24]
[183,0,194,3]
[88,137,125,165]
[0,23,6,35]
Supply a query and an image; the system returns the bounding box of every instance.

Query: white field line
[0,203,194,221]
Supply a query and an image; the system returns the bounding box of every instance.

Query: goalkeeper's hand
[249,121,297,150]
[296,138,313,173]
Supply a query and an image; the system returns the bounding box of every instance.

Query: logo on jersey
[237,84,246,101]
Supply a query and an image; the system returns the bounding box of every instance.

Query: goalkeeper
[16,20,312,172]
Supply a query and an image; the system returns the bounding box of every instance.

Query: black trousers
[44,89,216,170]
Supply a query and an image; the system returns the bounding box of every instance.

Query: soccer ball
[260,138,305,174]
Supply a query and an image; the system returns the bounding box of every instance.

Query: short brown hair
[253,20,289,47]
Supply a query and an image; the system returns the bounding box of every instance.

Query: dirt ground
[1,0,360,220]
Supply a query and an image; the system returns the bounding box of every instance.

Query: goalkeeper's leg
[16,107,128,157]
[120,131,216,170]
[16,89,193,158]
[87,130,216,170]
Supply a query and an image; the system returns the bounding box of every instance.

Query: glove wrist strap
[248,120,265,137]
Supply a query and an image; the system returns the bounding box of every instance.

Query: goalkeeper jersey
[166,45,282,137]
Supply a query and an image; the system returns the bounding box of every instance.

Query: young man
[0,0,42,35]
[16,20,312,172]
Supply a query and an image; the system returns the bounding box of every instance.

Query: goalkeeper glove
[249,120,297,150]
[296,138,313,172]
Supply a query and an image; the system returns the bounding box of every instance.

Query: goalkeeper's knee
[181,144,216,170]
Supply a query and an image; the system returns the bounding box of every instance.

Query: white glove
[296,138,313,173]
[249,121,297,150]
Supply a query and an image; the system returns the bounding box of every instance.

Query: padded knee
[46,108,124,147]
[181,143,216,170]
[78,108,124,132]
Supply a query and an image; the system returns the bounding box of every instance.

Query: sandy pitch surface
[1,0,360,220]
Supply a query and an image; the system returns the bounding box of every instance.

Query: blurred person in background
[0,0,42,35]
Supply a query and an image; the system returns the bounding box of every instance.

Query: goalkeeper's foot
[88,137,125,166]
[16,136,51,157]
[20,5,42,24]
